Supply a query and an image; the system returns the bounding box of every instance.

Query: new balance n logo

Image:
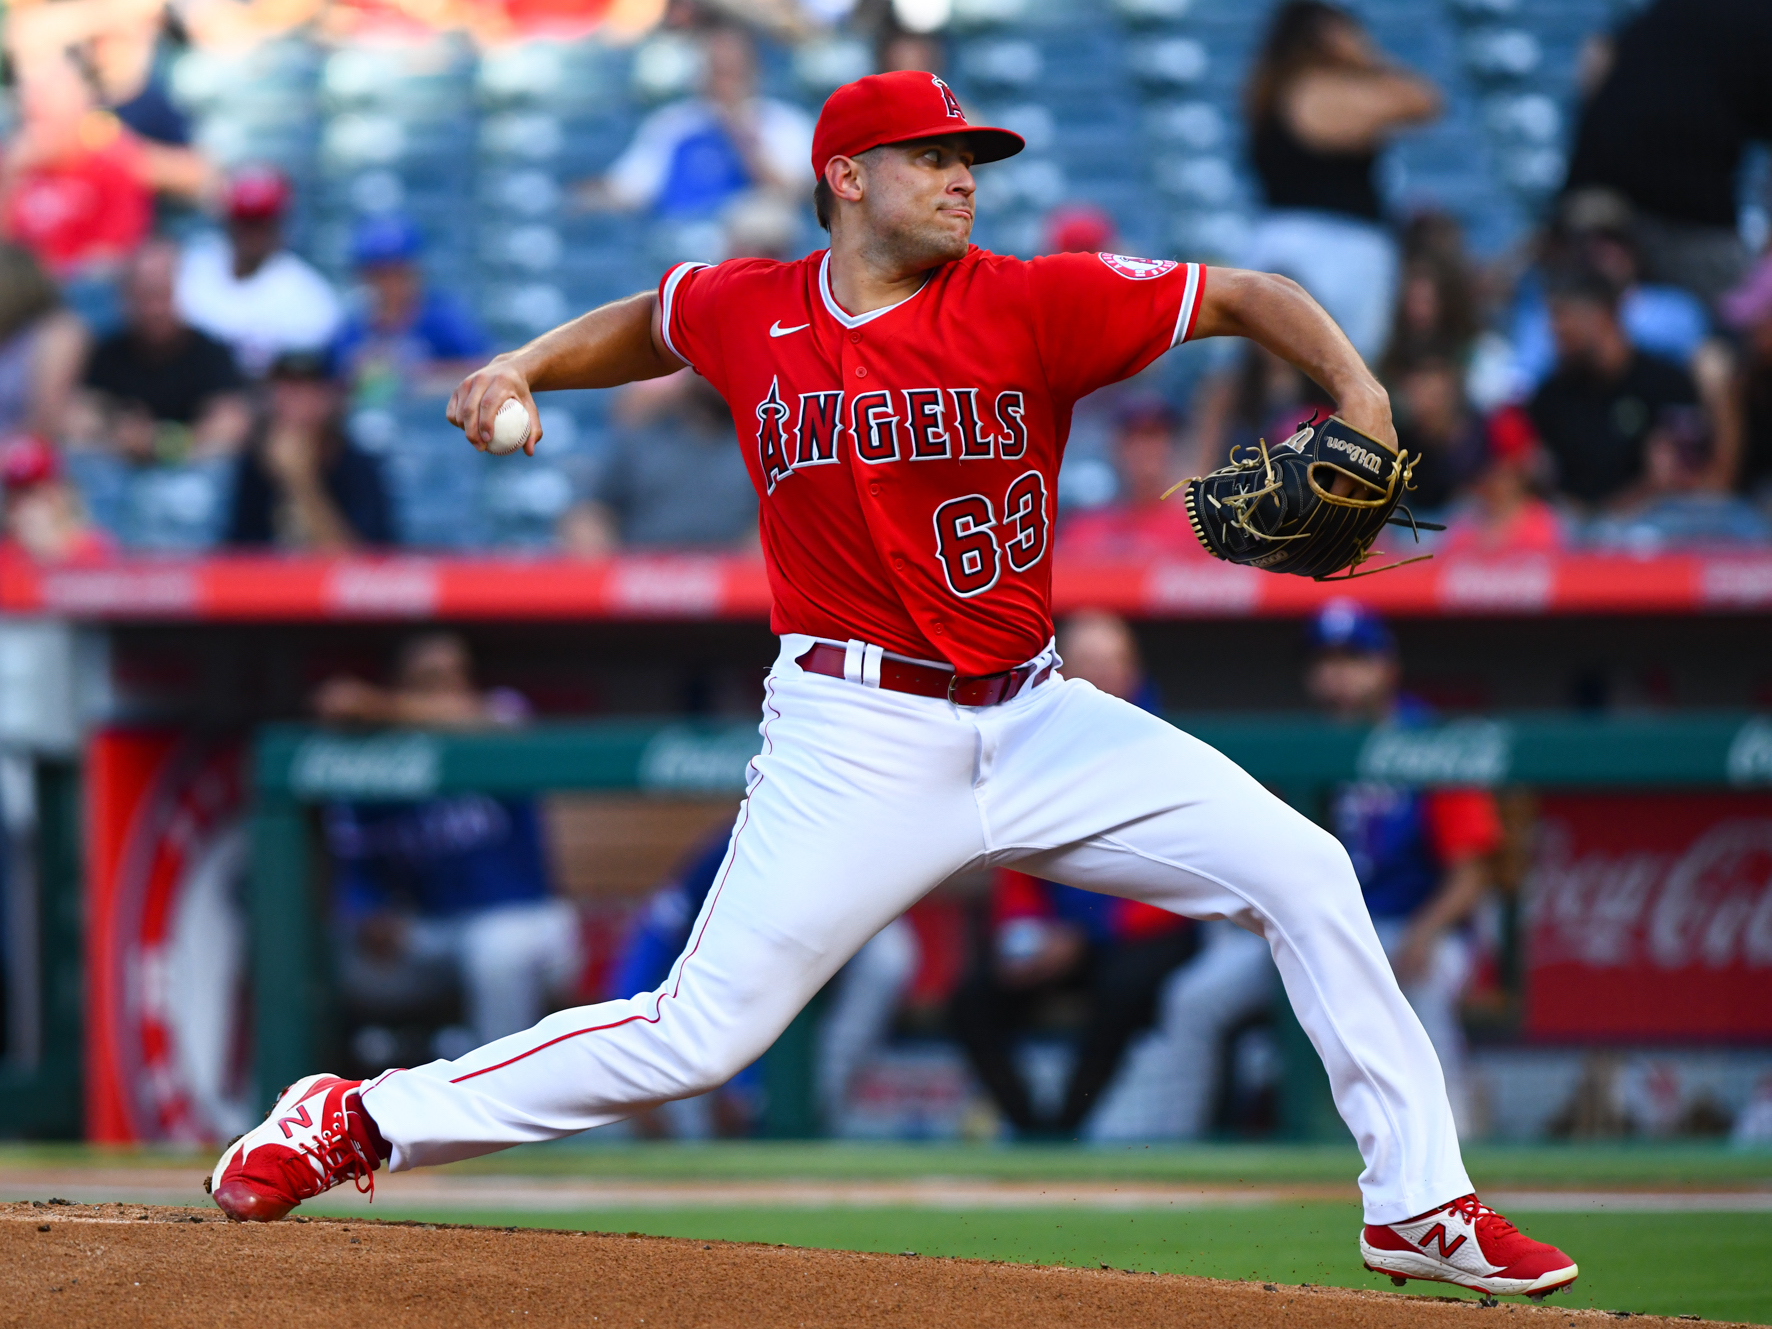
[1418,1223,1466,1260]
[277,1105,314,1138]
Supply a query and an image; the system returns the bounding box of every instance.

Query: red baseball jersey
[659,245,1205,675]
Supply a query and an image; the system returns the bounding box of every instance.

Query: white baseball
[487,398,533,455]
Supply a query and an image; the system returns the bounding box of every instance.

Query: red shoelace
[1445,1194,1517,1240]
[282,1100,377,1204]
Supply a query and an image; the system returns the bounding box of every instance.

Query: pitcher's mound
[0,1203,1730,1328]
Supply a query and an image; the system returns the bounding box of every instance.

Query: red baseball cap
[225,167,292,222]
[1044,203,1116,255]
[1485,406,1541,465]
[0,435,61,491]
[811,71,1024,180]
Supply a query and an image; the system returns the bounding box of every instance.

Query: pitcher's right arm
[447,291,684,453]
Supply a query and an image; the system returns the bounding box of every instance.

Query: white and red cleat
[1360,1194,1578,1300]
[207,1074,387,1222]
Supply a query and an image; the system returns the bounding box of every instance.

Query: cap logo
[932,75,965,120]
[1098,253,1178,280]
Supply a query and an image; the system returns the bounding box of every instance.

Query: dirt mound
[0,1202,1736,1328]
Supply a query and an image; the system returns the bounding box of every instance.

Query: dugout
[3,546,1772,1141]
[203,710,1772,1142]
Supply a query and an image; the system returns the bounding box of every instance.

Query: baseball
[487,397,533,455]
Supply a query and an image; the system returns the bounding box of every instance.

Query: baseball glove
[1175,413,1437,580]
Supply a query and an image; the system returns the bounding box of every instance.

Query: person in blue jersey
[318,632,581,1049]
[584,27,813,221]
[1306,600,1502,1137]
[1107,600,1502,1141]
[330,214,492,405]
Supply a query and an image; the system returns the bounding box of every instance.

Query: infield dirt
[1,1202,1747,1329]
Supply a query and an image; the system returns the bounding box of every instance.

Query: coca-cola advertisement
[1523,793,1772,1040]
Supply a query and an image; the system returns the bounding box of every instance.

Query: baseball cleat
[207,1073,386,1222]
[1360,1194,1577,1299]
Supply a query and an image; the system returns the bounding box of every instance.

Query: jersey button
[849,331,862,344]
[892,557,904,570]
[854,365,868,378]
[869,482,882,496]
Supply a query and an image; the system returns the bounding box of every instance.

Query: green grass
[6,1139,1771,1189]
[442,1140,1772,1189]
[293,1201,1772,1324]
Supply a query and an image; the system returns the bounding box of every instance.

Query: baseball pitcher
[208,71,1576,1301]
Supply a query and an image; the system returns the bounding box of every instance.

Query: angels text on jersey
[752,375,1044,600]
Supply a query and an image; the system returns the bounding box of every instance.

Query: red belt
[796,642,1054,707]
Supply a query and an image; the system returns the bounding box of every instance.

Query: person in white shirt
[585,27,813,219]
[175,167,342,377]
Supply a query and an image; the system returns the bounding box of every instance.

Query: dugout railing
[235,710,1772,1142]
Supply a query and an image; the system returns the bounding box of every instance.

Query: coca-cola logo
[1527,816,1772,971]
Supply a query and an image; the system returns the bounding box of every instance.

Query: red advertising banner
[6,546,1772,623]
[1524,793,1772,1040]
[85,730,252,1143]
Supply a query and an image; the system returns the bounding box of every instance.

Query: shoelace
[1446,1194,1516,1240]
[283,1104,377,1204]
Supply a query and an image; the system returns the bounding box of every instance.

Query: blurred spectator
[177,168,343,376]
[1043,204,1116,257]
[1056,609,1160,713]
[318,632,581,1048]
[331,213,492,404]
[558,371,754,555]
[1058,398,1198,558]
[225,351,394,550]
[1528,265,1698,508]
[582,26,813,219]
[877,28,944,76]
[1562,0,1772,309]
[1720,253,1772,503]
[1243,2,1440,364]
[1508,200,1714,395]
[1388,348,1486,513]
[1586,405,1770,550]
[1574,199,1711,368]
[0,243,88,441]
[0,433,113,563]
[0,53,153,279]
[950,869,1193,1137]
[1305,600,1499,1138]
[79,240,250,464]
[1382,212,1481,375]
[7,0,200,152]
[716,189,802,262]
[1438,407,1565,558]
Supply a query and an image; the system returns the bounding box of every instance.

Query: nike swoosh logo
[769,321,810,337]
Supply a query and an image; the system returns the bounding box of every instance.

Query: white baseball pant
[361,634,1471,1224]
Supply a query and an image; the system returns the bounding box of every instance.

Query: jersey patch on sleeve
[1097,253,1179,280]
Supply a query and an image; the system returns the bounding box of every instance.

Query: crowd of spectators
[0,0,1769,565]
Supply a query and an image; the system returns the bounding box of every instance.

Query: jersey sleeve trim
[1170,262,1206,346]
[658,260,709,368]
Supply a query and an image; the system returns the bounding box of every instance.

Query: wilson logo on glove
[1172,413,1440,581]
